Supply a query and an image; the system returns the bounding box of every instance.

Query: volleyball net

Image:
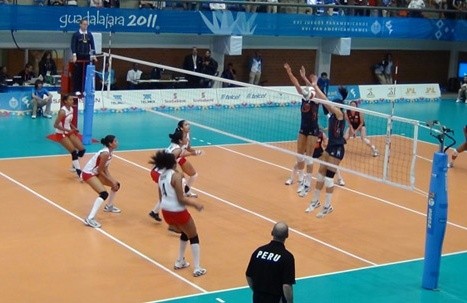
[96,53,420,190]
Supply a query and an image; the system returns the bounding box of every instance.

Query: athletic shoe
[103,204,121,213]
[316,206,334,218]
[31,115,36,119]
[193,267,207,277]
[84,217,101,228]
[285,178,293,185]
[174,258,190,270]
[44,114,52,119]
[298,185,310,197]
[149,211,162,222]
[168,225,182,234]
[456,99,461,103]
[297,182,304,193]
[337,178,345,186]
[305,201,321,213]
[69,166,76,172]
[448,162,454,168]
[372,149,379,157]
[186,191,198,198]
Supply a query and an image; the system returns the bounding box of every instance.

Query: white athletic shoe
[285,178,293,185]
[298,185,310,197]
[84,217,101,228]
[316,206,334,218]
[174,258,190,270]
[337,178,346,186]
[447,162,454,168]
[103,204,121,213]
[296,183,303,193]
[456,99,461,103]
[185,191,198,198]
[372,149,379,157]
[193,267,207,277]
[305,201,321,213]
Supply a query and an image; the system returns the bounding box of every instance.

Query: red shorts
[150,169,160,183]
[47,131,78,142]
[178,157,187,166]
[162,209,191,225]
[81,172,96,182]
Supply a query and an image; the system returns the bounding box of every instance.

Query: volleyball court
[1,54,466,302]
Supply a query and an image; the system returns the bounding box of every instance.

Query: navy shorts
[325,145,345,160]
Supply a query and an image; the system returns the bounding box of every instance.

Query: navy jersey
[300,99,320,136]
[328,113,346,146]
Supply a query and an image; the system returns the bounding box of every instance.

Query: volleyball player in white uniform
[149,125,203,223]
[154,150,206,277]
[176,120,203,195]
[52,94,86,178]
[82,135,121,228]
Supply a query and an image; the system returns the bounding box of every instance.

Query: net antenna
[107,54,422,190]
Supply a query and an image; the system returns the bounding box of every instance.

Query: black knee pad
[189,235,199,244]
[99,191,109,200]
[325,169,336,179]
[78,149,86,157]
[71,150,79,160]
[180,232,189,241]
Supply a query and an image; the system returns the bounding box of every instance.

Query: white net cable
[99,53,420,190]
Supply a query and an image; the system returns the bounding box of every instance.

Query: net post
[422,152,448,290]
[82,63,96,145]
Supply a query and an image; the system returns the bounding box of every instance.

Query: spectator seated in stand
[104,0,120,7]
[407,0,425,17]
[126,63,143,90]
[140,0,158,8]
[47,0,78,5]
[89,0,104,7]
[18,63,36,86]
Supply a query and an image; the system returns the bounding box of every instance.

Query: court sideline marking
[114,154,377,265]
[0,170,209,294]
[212,145,467,232]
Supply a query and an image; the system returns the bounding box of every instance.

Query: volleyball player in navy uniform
[305,81,347,218]
[344,100,379,157]
[283,64,320,198]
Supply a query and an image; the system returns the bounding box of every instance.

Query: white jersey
[166,142,182,157]
[55,106,73,134]
[159,169,185,212]
[181,133,190,150]
[82,147,112,175]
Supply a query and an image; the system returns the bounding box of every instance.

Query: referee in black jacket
[246,222,295,303]
[70,18,96,94]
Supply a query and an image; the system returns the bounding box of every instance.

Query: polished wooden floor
[0,138,466,302]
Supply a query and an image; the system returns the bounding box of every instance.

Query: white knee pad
[324,177,334,188]
[316,173,325,183]
[296,155,305,163]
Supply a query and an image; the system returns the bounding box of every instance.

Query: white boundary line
[113,154,377,266]
[210,145,467,232]
[0,170,208,294]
